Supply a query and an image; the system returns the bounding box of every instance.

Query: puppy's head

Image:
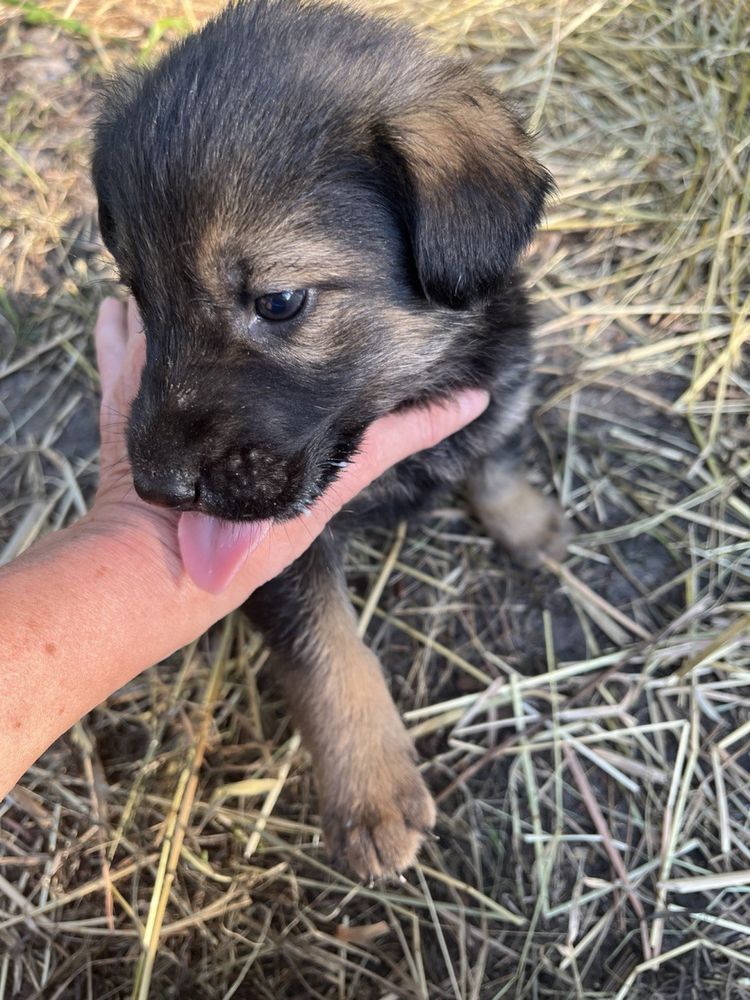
[92,0,552,523]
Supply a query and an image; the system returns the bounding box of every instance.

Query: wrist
[72,489,203,604]
[77,503,180,570]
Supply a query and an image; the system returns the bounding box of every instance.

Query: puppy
[92,0,566,879]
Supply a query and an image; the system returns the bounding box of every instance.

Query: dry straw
[0,0,748,997]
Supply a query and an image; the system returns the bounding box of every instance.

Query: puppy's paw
[503,490,573,566]
[323,755,436,881]
[470,468,572,566]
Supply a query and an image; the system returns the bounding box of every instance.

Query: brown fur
[392,88,538,191]
[281,576,435,878]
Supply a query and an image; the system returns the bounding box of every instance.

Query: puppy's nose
[133,468,197,509]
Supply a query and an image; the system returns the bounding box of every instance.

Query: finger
[94,298,128,399]
[293,389,489,535]
[347,389,490,485]
[119,330,148,408]
[111,297,147,407]
[126,296,144,340]
[304,389,489,531]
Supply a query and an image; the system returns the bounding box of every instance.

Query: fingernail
[456,388,490,419]
[98,297,124,326]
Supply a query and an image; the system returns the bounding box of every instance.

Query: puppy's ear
[91,69,144,259]
[377,71,554,308]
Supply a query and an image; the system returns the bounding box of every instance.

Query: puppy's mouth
[173,441,359,594]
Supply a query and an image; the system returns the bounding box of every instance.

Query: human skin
[0,297,489,797]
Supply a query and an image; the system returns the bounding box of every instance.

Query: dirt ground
[1,1,749,998]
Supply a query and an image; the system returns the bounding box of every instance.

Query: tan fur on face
[281,578,436,879]
[194,211,451,371]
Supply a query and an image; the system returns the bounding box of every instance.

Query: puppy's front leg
[244,535,435,880]
[469,450,571,564]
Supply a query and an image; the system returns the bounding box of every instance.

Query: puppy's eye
[255,289,307,321]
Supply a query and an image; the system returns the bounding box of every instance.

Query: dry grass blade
[658,871,750,894]
[243,732,301,860]
[356,520,407,638]
[562,744,652,961]
[417,863,526,927]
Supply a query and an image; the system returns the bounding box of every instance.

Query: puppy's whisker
[100,404,131,420]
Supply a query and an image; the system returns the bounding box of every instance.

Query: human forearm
[0,520,190,793]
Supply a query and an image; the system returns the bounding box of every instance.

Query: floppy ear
[377,70,554,308]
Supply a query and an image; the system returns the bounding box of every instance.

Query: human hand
[87,297,489,601]
[92,297,174,531]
